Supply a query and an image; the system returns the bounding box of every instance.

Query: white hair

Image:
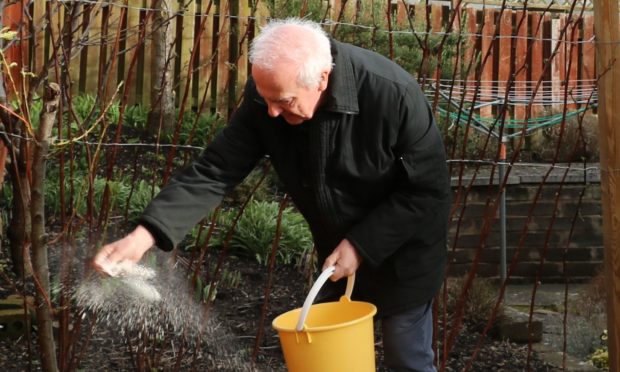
[249,18,333,88]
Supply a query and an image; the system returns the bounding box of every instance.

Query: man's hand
[322,239,362,281]
[93,225,155,275]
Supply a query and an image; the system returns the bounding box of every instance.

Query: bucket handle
[295,266,355,332]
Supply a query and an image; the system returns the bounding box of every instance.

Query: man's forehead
[253,68,300,97]
[255,85,295,101]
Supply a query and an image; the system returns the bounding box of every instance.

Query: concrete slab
[501,284,605,372]
[504,283,585,309]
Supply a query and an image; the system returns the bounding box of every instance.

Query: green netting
[436,105,596,139]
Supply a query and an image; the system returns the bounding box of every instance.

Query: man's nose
[267,103,283,117]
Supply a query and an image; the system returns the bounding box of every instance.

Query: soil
[0,249,565,371]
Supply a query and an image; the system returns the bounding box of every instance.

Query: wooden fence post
[2,0,26,98]
[465,7,477,101]
[592,0,620,369]
[480,9,495,118]
[566,15,579,109]
[514,10,527,122]
[529,12,545,118]
[581,14,596,82]
[498,9,511,122]
[551,16,563,112]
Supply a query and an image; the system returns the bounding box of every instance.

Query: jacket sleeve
[345,82,451,268]
[139,94,265,251]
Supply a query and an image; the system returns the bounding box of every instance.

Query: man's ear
[318,70,330,92]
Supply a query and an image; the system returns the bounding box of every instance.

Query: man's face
[252,64,329,125]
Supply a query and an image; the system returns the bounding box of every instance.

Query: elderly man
[94,18,451,371]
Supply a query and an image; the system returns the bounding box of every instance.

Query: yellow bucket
[272,266,377,372]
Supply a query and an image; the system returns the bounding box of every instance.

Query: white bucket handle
[295,266,355,332]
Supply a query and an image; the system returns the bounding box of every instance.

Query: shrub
[566,272,607,360]
[527,110,599,162]
[176,110,226,146]
[126,179,160,218]
[125,104,149,131]
[208,200,314,267]
[71,94,98,123]
[589,347,609,370]
[43,169,159,222]
[444,276,502,332]
[194,264,242,303]
[573,271,606,321]
[123,102,226,146]
[223,163,280,205]
[54,95,121,140]
[588,330,608,370]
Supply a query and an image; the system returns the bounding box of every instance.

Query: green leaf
[0,29,17,40]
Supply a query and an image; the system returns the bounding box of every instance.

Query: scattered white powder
[98,259,156,279]
[123,276,161,302]
[74,260,202,340]
[63,250,257,370]
[99,260,161,302]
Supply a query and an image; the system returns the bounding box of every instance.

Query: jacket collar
[322,39,359,115]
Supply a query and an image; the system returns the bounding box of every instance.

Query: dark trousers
[381,301,436,372]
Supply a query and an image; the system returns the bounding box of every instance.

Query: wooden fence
[2,0,267,117]
[1,0,602,119]
[389,1,599,119]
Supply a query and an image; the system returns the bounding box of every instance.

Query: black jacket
[140,39,451,317]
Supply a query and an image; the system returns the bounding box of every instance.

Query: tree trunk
[31,82,61,372]
[7,139,31,277]
[146,0,176,138]
[0,140,6,253]
[0,1,4,251]
[3,91,32,278]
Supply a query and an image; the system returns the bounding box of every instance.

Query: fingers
[93,245,114,270]
[323,239,362,282]
[326,260,354,282]
[322,252,338,272]
[331,261,356,281]
[323,252,342,281]
[95,239,127,264]
[92,240,138,276]
[92,242,124,276]
[105,240,132,264]
[92,226,155,275]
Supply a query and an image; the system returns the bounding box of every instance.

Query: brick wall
[448,165,603,283]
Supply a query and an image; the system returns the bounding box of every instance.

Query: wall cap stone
[451,162,601,186]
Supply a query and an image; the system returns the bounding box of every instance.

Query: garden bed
[0,246,568,371]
